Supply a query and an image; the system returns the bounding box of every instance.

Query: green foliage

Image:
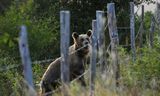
[32,63,46,84]
[0,0,12,13]
[144,11,153,30]
[0,0,59,95]
[0,50,22,95]
[0,0,34,57]
[28,16,60,60]
[0,0,60,60]
[121,38,160,89]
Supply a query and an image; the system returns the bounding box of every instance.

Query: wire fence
[0,43,107,71]
[1,4,159,78]
[0,59,54,72]
[0,3,151,70]
[1,4,160,72]
[41,42,112,96]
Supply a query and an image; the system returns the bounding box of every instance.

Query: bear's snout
[85,42,89,45]
[83,41,89,49]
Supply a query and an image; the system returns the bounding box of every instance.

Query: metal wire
[0,64,20,72]
[0,44,91,72]
[134,5,141,15]
[41,67,91,95]
[135,21,143,40]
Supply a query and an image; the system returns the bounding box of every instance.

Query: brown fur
[40,30,92,96]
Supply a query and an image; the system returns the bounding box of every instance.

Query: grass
[1,46,160,96]
[50,70,160,96]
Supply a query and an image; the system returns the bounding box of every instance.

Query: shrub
[120,37,160,90]
[0,0,60,60]
[0,0,60,95]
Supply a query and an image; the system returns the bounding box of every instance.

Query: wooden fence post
[90,20,97,96]
[149,16,155,48]
[130,2,136,63]
[60,10,70,96]
[139,5,144,49]
[19,25,34,87]
[96,11,106,72]
[107,3,120,87]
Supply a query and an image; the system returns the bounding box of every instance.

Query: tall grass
[1,43,160,96]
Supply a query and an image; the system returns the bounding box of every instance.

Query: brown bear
[40,30,92,96]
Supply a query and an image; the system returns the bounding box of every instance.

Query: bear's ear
[87,29,92,37]
[72,32,79,39]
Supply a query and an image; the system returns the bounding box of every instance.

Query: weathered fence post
[96,11,106,72]
[149,16,155,48]
[155,3,160,40]
[130,2,136,63]
[107,3,120,87]
[139,5,144,49]
[19,25,34,87]
[60,10,70,96]
[90,20,97,96]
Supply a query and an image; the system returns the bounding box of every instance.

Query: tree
[0,0,12,14]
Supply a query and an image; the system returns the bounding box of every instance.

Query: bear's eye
[80,38,84,42]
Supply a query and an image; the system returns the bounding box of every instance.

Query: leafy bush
[0,0,60,95]
[0,50,21,95]
[0,0,60,60]
[120,37,160,90]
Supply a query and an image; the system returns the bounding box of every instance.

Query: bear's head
[72,30,92,56]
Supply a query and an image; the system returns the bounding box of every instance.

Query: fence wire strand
[0,43,93,72]
[42,69,90,96]
[0,64,20,72]
[135,21,143,40]
[134,5,141,16]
